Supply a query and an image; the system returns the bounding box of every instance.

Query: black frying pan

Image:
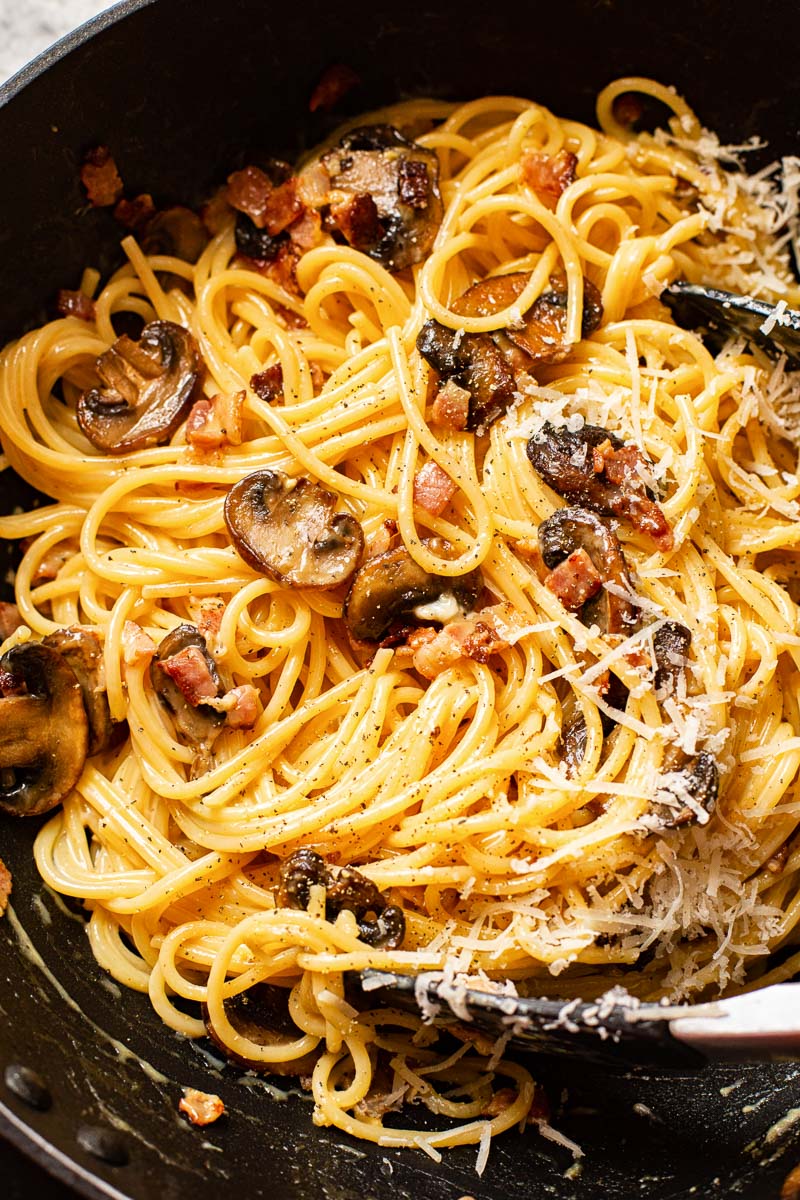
[1,2,800,1196]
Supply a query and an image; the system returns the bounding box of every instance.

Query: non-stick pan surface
[1,2,800,1196]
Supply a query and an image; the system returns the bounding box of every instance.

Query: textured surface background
[0,0,113,86]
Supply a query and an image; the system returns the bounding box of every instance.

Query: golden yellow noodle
[2,76,800,1156]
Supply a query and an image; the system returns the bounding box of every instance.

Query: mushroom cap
[42,627,123,756]
[538,506,639,635]
[317,124,443,271]
[77,320,200,454]
[0,642,89,817]
[279,849,405,950]
[657,751,719,828]
[149,625,225,746]
[224,470,364,589]
[343,543,483,643]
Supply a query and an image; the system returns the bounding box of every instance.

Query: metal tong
[358,973,800,1070]
[663,281,800,364]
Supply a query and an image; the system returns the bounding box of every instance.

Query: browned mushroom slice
[344,544,483,643]
[416,321,517,431]
[77,320,200,454]
[314,124,443,270]
[538,506,640,635]
[224,470,364,589]
[279,849,405,949]
[0,642,89,816]
[652,621,692,697]
[416,272,603,432]
[202,982,318,1075]
[654,751,719,828]
[149,625,225,746]
[527,422,673,551]
[42,628,124,755]
[452,270,603,367]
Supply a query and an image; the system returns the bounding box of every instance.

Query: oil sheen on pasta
[1,77,800,1159]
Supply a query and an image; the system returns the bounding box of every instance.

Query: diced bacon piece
[544,547,603,611]
[185,391,245,450]
[520,148,578,210]
[0,669,26,697]
[0,857,10,917]
[113,192,156,232]
[186,597,226,644]
[413,461,457,517]
[56,290,96,322]
[297,162,331,210]
[592,441,674,552]
[482,1088,519,1117]
[226,166,274,226]
[261,179,303,237]
[201,187,234,235]
[239,241,302,294]
[222,684,259,729]
[288,207,323,252]
[0,603,23,641]
[80,146,124,207]
[250,364,284,402]
[366,519,398,560]
[398,159,432,210]
[308,63,360,112]
[430,379,470,430]
[329,193,384,248]
[407,615,509,679]
[160,646,219,706]
[179,1088,225,1126]
[455,619,509,664]
[122,621,156,668]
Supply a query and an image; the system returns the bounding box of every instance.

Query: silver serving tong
[358,972,800,1070]
[663,281,800,363]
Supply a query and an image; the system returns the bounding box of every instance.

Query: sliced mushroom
[417,271,603,432]
[654,751,719,828]
[149,625,225,746]
[77,320,200,454]
[202,982,318,1075]
[279,849,405,949]
[42,628,124,755]
[0,642,89,816]
[652,621,692,698]
[527,422,673,551]
[224,470,364,589]
[344,542,483,643]
[310,124,443,270]
[538,506,639,635]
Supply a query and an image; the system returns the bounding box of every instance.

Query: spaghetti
[1,77,800,1158]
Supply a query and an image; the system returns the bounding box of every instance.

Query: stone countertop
[0,0,114,87]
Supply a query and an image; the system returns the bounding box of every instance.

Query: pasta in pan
[1,76,800,1157]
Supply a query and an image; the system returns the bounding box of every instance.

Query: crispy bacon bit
[113,192,156,232]
[407,614,509,679]
[0,603,24,642]
[226,166,274,226]
[262,179,303,236]
[288,207,323,252]
[398,159,432,209]
[179,1088,225,1127]
[122,621,156,668]
[221,684,260,729]
[297,162,331,210]
[0,668,26,697]
[187,597,226,644]
[782,1163,800,1200]
[329,193,384,248]
[367,519,399,560]
[80,146,124,207]
[413,461,457,517]
[430,378,471,431]
[482,1087,519,1117]
[545,547,603,611]
[240,241,302,294]
[594,441,674,551]
[185,391,245,451]
[0,857,11,917]
[56,289,96,322]
[250,364,284,402]
[309,63,360,112]
[160,645,219,706]
[520,148,578,210]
